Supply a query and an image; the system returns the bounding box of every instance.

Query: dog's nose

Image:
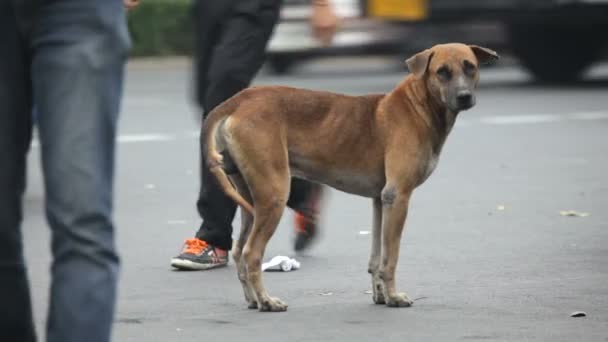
[456,91,473,108]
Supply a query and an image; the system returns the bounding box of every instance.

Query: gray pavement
[22,57,608,341]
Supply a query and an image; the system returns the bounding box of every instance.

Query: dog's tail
[202,100,254,215]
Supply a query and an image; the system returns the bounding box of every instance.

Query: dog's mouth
[449,96,476,112]
[449,103,474,113]
[457,102,474,111]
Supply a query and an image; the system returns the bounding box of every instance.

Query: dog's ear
[406,49,434,78]
[469,45,499,65]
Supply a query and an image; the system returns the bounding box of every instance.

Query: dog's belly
[290,159,384,198]
[292,169,383,197]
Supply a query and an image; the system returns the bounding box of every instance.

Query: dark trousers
[193,0,319,250]
[0,1,128,341]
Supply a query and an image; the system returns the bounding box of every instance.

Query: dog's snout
[456,91,472,107]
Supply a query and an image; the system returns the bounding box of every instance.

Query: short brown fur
[202,43,498,311]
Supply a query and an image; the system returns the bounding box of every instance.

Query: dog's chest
[420,153,440,184]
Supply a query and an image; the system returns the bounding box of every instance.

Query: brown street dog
[203,43,499,312]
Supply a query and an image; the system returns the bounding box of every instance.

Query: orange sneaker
[170,238,228,270]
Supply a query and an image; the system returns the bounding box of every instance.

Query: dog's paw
[386,293,413,308]
[372,289,386,305]
[371,280,386,304]
[259,297,288,312]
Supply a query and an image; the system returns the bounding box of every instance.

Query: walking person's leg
[205,2,324,253]
[170,0,237,270]
[172,0,324,270]
[288,179,323,251]
[31,1,130,341]
[0,2,36,341]
[194,0,284,251]
[172,0,284,270]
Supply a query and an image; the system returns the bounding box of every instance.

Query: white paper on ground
[262,256,301,272]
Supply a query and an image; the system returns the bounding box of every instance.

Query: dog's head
[406,43,499,112]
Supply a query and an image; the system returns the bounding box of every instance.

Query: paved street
[23,57,608,341]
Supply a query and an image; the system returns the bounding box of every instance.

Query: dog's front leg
[379,185,414,307]
[368,197,385,304]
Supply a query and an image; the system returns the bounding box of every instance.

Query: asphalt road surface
[23,57,608,341]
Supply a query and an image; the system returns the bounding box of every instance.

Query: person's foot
[294,212,318,252]
[170,238,228,270]
[294,186,322,252]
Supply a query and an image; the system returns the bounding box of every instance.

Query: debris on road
[560,210,590,217]
[262,256,300,272]
[364,290,373,294]
[497,205,506,211]
[320,292,333,296]
[570,311,587,317]
[359,231,370,235]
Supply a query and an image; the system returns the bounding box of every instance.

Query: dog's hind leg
[230,175,258,309]
[243,179,289,312]
[368,197,385,304]
[224,114,290,312]
[237,163,290,312]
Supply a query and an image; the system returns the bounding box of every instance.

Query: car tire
[507,22,606,83]
[266,54,297,75]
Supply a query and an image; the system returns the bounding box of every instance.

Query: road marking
[479,111,608,125]
[31,133,174,148]
[480,114,559,125]
[566,111,608,121]
[117,134,174,143]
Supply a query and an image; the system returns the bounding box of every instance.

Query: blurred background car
[266,0,413,74]
[267,0,608,82]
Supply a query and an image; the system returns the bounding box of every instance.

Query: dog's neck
[388,75,458,154]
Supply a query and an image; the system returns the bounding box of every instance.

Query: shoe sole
[170,258,228,271]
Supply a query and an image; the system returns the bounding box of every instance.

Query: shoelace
[182,238,209,255]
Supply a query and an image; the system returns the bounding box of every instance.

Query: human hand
[124,0,140,11]
[310,0,339,46]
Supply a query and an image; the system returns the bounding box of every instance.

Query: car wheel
[507,22,606,83]
[267,54,297,75]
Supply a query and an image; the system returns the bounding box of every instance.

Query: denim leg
[0,2,36,341]
[30,1,130,342]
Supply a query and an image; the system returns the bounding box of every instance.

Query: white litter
[560,210,589,217]
[570,311,587,317]
[262,256,300,272]
[359,231,371,235]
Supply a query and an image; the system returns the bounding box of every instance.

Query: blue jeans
[0,1,129,341]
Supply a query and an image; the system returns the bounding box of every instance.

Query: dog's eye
[436,66,452,81]
[463,60,477,77]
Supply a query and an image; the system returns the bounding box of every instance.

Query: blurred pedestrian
[0,1,136,341]
[170,0,339,270]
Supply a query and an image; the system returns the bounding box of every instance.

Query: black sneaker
[170,238,228,270]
